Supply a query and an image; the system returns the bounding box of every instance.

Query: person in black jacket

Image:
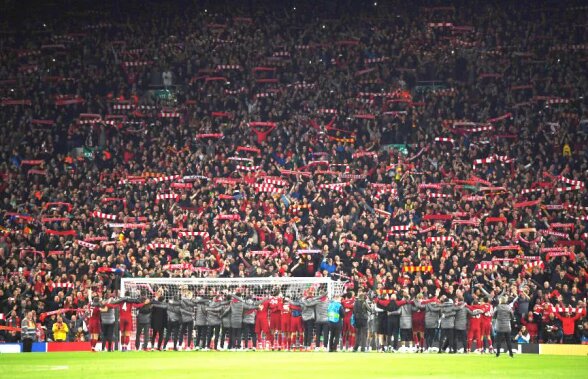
[193,291,210,350]
[135,297,152,351]
[377,294,403,352]
[178,290,207,350]
[220,296,232,350]
[150,293,167,351]
[153,295,182,351]
[352,292,370,352]
[543,313,563,343]
[439,299,459,354]
[578,320,588,344]
[227,293,260,350]
[205,296,228,350]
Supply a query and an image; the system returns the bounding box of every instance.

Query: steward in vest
[327,295,346,352]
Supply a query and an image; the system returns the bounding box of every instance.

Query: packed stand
[0,0,587,351]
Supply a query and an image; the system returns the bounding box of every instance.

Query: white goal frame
[121,276,346,299]
[118,276,347,350]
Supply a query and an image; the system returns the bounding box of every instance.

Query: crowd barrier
[0,342,91,353]
[0,342,586,355]
[538,344,588,356]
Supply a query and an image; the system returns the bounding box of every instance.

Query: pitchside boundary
[1,342,587,355]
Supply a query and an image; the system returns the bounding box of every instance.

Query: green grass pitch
[2,351,587,379]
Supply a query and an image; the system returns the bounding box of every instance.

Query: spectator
[543,313,564,344]
[579,321,588,345]
[515,325,531,344]
[521,311,540,343]
[20,311,37,352]
[0,0,586,351]
[52,316,69,342]
[554,308,586,344]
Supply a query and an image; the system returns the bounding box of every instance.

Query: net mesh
[121,277,346,300]
[120,277,347,349]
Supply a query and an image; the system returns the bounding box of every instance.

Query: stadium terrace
[0,0,587,370]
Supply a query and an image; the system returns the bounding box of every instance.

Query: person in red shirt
[88,304,102,351]
[466,301,484,352]
[554,307,586,343]
[268,290,283,350]
[250,123,276,144]
[110,296,147,351]
[341,292,355,351]
[479,298,494,353]
[411,294,426,352]
[33,275,45,295]
[255,298,272,349]
[280,299,292,350]
[289,300,304,350]
[87,289,103,351]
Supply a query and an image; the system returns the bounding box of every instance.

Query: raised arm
[111,296,141,304]
[466,307,483,316]
[231,294,245,303]
[243,301,259,310]
[573,309,586,320]
[427,302,441,311]
[325,116,336,129]
[302,297,320,307]
[151,300,169,309]
[206,301,227,311]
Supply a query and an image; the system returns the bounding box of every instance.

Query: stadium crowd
[0,0,587,352]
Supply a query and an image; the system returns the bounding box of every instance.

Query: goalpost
[120,276,348,349]
[121,276,347,299]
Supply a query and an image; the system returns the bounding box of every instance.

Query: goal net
[121,276,347,300]
[120,276,347,349]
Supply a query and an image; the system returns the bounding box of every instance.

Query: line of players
[371,290,496,353]
[86,287,499,353]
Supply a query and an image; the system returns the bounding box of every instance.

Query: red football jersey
[342,298,355,320]
[467,304,484,328]
[89,306,101,323]
[290,303,302,317]
[480,303,493,324]
[281,301,291,316]
[108,301,139,320]
[412,307,425,324]
[268,296,283,314]
[257,299,270,319]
